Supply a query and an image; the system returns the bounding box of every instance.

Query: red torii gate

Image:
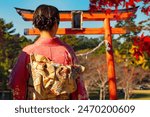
[15,7,137,100]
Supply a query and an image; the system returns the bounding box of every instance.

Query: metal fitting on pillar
[105,40,111,52]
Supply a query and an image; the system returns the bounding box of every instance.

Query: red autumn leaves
[141,6,150,16]
[89,0,150,16]
[89,0,150,59]
[132,34,150,59]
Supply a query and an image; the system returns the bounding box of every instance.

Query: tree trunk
[99,84,106,100]
[124,88,127,100]
[99,87,103,100]
[126,82,130,100]
[103,87,106,100]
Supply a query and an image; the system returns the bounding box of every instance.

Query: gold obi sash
[27,54,85,100]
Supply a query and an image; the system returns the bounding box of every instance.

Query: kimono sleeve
[8,51,30,100]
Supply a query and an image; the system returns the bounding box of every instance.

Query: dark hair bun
[33,15,55,31]
[33,4,60,31]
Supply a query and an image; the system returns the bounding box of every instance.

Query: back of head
[33,4,60,31]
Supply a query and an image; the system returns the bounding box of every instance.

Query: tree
[60,35,80,51]
[119,66,135,100]
[89,0,150,16]
[110,12,150,70]
[60,35,103,52]
[114,17,138,62]
[0,18,32,91]
[97,64,108,100]
[89,0,150,60]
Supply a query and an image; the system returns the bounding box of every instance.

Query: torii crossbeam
[15,7,137,100]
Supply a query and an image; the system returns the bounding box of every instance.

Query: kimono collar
[34,37,62,45]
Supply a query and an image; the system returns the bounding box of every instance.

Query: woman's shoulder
[22,44,35,54]
[54,37,78,63]
[58,39,78,63]
[56,38,74,52]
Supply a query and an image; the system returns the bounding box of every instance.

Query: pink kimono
[9,37,88,100]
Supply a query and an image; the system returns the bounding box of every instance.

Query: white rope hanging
[76,40,106,58]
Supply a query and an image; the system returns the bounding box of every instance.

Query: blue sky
[0,0,91,38]
[0,0,149,39]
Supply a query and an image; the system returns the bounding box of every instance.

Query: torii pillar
[104,18,117,99]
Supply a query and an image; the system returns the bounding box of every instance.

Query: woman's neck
[40,31,55,39]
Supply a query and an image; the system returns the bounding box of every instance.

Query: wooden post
[104,18,117,100]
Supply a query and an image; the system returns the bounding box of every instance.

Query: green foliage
[60,35,79,50]
[60,35,106,55]
[0,18,32,90]
[114,17,150,70]
[115,17,139,39]
[115,18,137,51]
